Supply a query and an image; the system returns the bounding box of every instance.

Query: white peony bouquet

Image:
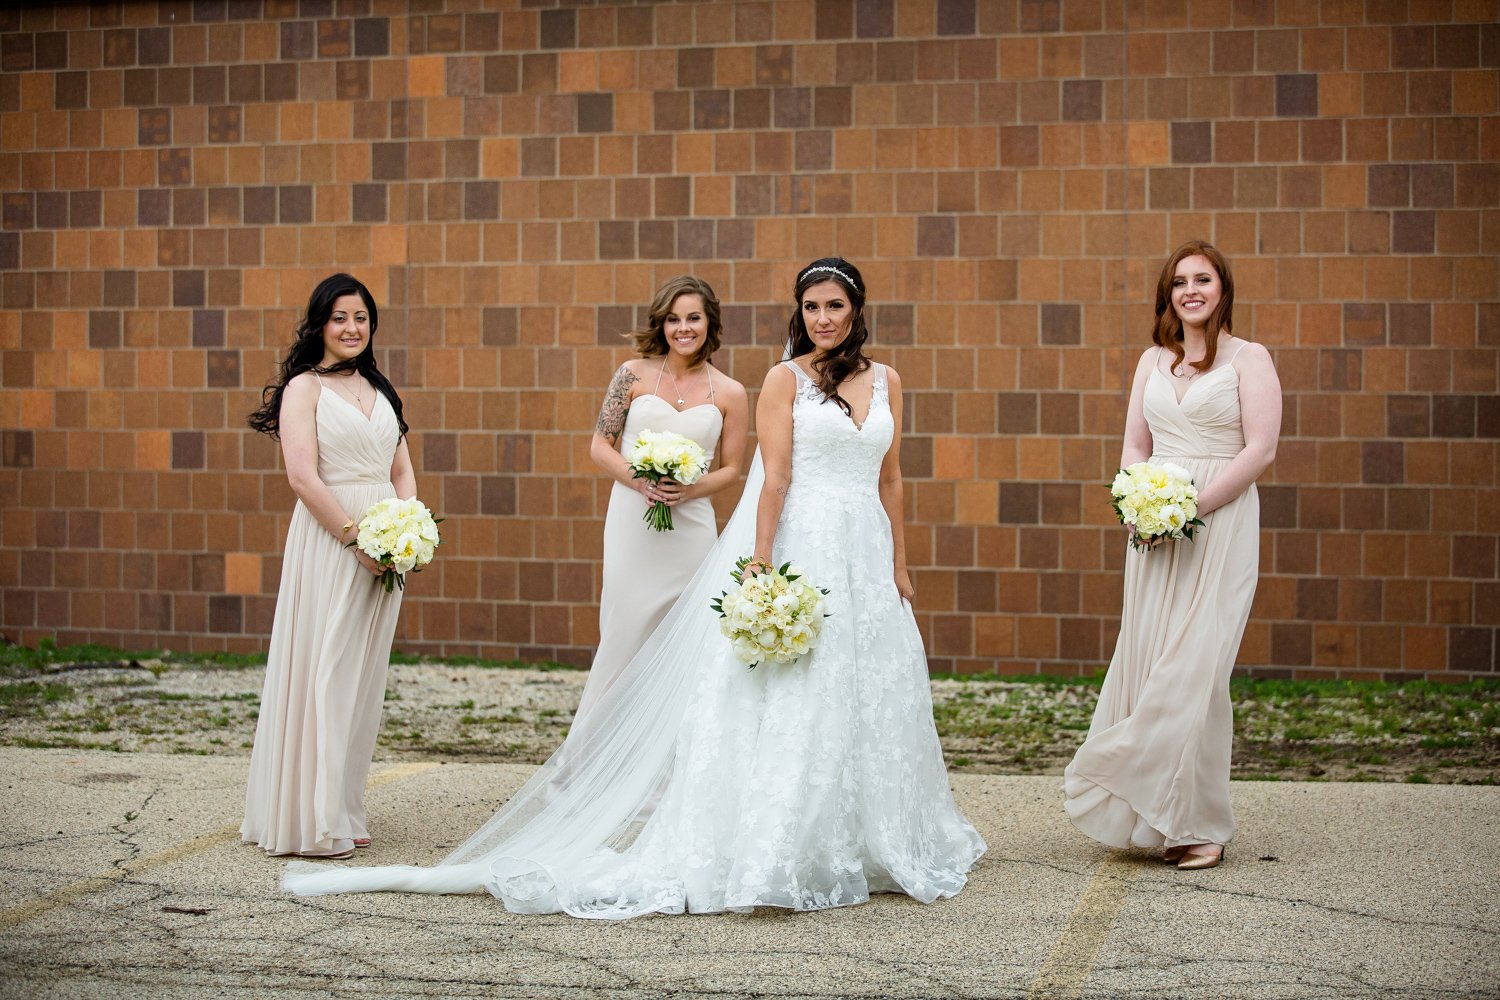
[1109,461,1205,552]
[711,557,830,669]
[349,497,442,593]
[626,428,709,532]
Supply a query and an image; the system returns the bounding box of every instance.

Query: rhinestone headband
[799,264,860,291]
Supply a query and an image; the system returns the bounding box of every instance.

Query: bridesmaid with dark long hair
[242,273,417,859]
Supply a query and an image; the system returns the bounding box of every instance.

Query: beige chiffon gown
[573,374,724,725]
[1064,343,1260,850]
[242,378,403,857]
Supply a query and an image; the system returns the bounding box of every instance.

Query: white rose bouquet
[349,497,442,593]
[1109,461,1205,552]
[626,428,709,532]
[710,557,830,669]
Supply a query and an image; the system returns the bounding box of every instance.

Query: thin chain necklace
[662,362,688,407]
[338,372,366,409]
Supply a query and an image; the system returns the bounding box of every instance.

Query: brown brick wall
[1,1,1496,679]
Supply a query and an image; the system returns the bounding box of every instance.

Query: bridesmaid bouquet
[626,429,709,532]
[1110,462,1204,551]
[349,497,442,593]
[711,557,830,669]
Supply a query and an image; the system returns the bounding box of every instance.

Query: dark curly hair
[247,273,407,439]
[786,257,871,417]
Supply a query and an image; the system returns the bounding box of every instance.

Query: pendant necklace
[664,364,687,407]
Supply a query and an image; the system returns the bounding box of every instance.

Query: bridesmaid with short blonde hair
[1064,242,1282,870]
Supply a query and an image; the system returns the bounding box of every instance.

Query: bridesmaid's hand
[894,568,915,604]
[649,478,685,507]
[354,549,384,576]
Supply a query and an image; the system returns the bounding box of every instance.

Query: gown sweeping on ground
[242,380,403,857]
[575,373,723,725]
[284,361,985,916]
[1063,346,1259,850]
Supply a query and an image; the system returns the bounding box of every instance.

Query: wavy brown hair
[627,275,722,368]
[247,273,407,439]
[1153,240,1234,377]
[786,257,870,417]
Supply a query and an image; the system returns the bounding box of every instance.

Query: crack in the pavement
[1125,874,1500,937]
[1089,937,1494,1000]
[107,786,160,870]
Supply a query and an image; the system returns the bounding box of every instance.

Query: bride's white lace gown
[285,360,984,918]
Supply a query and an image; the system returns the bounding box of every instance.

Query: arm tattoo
[594,366,640,444]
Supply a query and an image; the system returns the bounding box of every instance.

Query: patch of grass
[389,652,577,672]
[0,681,75,715]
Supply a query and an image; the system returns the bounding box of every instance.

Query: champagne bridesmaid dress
[242,377,403,857]
[1064,343,1260,850]
[574,369,724,724]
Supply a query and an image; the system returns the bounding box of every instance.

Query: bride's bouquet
[711,557,829,669]
[1109,461,1204,552]
[626,429,709,531]
[349,497,442,592]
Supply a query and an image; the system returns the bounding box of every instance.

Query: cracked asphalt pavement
[0,748,1497,999]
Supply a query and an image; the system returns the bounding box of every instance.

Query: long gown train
[284,362,984,916]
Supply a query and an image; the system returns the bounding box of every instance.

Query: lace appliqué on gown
[283,362,985,919]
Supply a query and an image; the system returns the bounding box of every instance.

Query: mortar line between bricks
[1025,855,1142,1000]
[0,760,439,933]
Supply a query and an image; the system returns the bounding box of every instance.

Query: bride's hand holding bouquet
[712,556,829,669]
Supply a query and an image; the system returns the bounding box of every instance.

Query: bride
[284,257,986,918]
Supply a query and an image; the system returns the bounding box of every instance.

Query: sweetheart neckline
[631,394,721,417]
[1151,364,1236,407]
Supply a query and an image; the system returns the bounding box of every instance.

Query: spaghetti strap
[706,365,716,403]
[1226,339,1250,365]
[651,362,667,396]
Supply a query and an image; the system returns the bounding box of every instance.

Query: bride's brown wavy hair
[1153,240,1234,377]
[786,257,871,417]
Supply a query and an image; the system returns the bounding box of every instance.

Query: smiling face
[1170,255,1223,334]
[662,293,708,361]
[320,293,371,366]
[799,280,855,355]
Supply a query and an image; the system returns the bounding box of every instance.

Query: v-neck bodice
[1144,364,1244,461]
[315,380,400,486]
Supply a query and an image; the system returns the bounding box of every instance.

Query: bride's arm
[749,365,797,570]
[878,366,914,602]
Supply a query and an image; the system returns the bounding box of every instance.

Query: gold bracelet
[340,520,355,540]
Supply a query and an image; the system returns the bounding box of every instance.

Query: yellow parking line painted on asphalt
[1025,855,1141,999]
[0,760,439,933]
